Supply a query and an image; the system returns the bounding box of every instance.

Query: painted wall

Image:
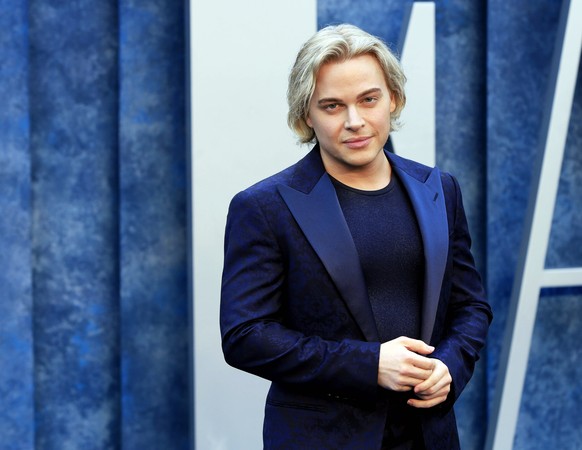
[190,1,317,448]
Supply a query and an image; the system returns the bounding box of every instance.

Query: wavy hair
[287,24,407,144]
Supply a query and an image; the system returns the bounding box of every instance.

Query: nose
[344,106,365,130]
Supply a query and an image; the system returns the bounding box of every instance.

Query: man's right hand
[377,336,435,392]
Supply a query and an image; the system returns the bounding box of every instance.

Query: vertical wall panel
[190,1,316,448]
[487,0,582,448]
[486,0,561,395]
[29,1,121,447]
[0,0,34,447]
[119,1,189,448]
[515,288,582,449]
[0,0,189,448]
[435,0,487,270]
[433,2,488,449]
[514,11,582,450]
[319,0,410,44]
[546,63,582,269]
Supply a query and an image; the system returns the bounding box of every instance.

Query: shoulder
[440,171,460,202]
[387,151,436,182]
[387,150,459,190]
[226,168,293,223]
[245,161,298,194]
[230,164,299,218]
[233,147,324,201]
[386,151,462,215]
[227,151,311,215]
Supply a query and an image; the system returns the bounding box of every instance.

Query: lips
[343,136,372,149]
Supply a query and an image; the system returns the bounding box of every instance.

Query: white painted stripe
[189,1,316,448]
[391,2,436,167]
[541,268,582,288]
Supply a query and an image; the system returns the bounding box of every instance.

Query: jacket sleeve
[220,189,381,400]
[430,173,493,409]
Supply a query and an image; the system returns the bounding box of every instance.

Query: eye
[363,96,377,104]
[323,103,339,111]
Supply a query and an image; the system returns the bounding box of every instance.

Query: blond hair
[287,24,407,144]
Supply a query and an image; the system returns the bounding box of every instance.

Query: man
[220,24,492,449]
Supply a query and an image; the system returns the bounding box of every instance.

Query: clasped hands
[377,336,451,408]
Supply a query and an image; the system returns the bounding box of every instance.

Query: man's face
[306,54,395,179]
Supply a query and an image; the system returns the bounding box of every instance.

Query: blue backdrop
[1,0,580,449]
[1,0,188,448]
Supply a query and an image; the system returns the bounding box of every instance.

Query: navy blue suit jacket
[220,147,492,449]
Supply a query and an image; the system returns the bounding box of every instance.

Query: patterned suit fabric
[220,147,492,449]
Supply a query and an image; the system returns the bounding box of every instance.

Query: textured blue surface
[515,288,582,449]
[487,0,562,374]
[119,0,188,448]
[487,0,582,448]
[486,0,560,390]
[0,0,189,448]
[29,1,122,447]
[0,1,34,448]
[547,59,582,269]
[319,0,410,46]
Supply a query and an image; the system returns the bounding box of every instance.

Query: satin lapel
[278,174,380,342]
[392,163,449,343]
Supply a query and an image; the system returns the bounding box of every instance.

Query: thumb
[401,337,434,355]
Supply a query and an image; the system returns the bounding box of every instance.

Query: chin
[345,156,379,169]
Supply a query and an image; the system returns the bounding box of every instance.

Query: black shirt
[331,172,424,343]
[332,170,426,449]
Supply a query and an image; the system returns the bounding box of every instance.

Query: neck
[324,154,392,191]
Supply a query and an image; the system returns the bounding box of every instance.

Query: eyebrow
[316,88,383,105]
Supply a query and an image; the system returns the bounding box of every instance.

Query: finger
[407,354,436,371]
[389,383,414,392]
[414,373,439,393]
[414,372,450,394]
[414,360,450,392]
[386,372,429,391]
[400,358,434,378]
[407,394,447,409]
[415,384,450,400]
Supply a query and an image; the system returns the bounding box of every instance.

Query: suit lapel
[277,156,379,342]
[276,148,448,344]
[389,154,448,343]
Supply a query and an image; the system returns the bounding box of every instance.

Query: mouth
[343,136,373,149]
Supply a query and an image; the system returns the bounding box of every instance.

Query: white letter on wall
[391,1,436,167]
[486,0,582,448]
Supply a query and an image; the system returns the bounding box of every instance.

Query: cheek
[309,114,343,140]
[315,121,338,139]
[375,107,393,128]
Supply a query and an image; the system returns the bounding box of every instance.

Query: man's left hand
[407,358,451,409]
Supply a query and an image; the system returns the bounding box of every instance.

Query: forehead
[314,54,387,95]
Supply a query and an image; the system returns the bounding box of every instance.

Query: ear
[306,115,313,128]
[389,92,397,113]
